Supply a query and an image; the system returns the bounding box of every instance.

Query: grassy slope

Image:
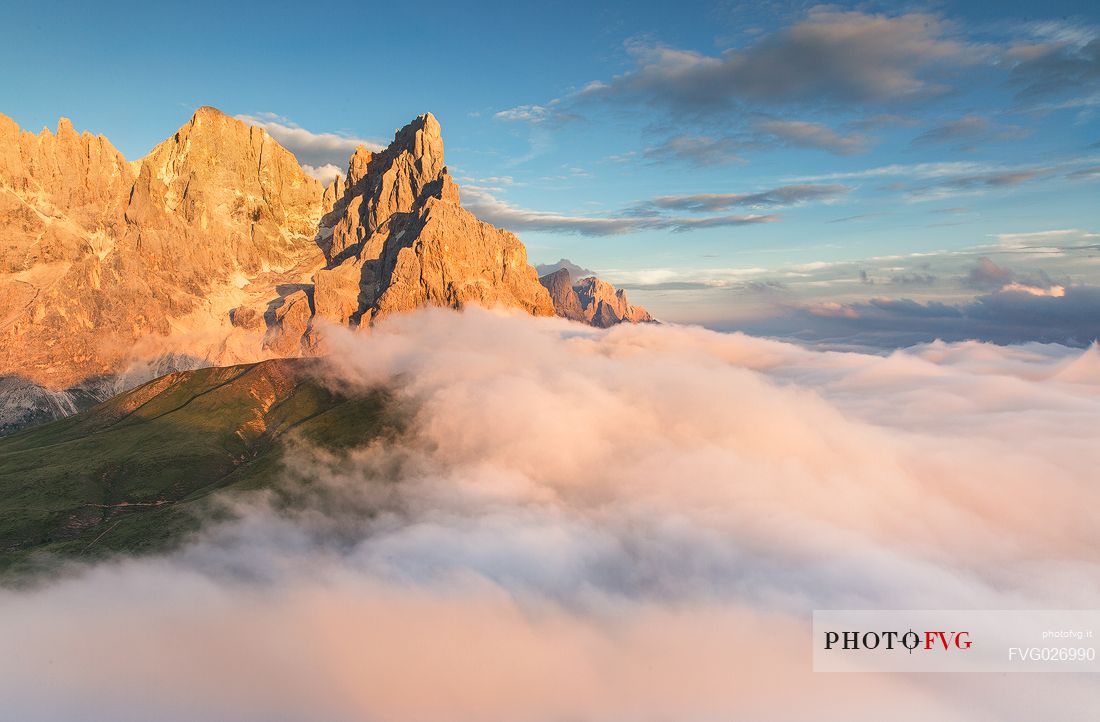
[0,357,393,577]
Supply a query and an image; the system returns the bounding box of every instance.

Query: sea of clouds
[2,308,1099,721]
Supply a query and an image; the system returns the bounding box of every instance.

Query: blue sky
[3,0,1099,341]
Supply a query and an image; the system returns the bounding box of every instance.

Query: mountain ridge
[0,106,653,434]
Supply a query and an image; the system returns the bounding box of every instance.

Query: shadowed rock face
[538,268,587,322]
[539,268,655,327]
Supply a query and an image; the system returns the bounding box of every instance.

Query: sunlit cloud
[237,112,384,172]
[2,309,1099,720]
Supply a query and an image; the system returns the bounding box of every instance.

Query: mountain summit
[264,112,555,353]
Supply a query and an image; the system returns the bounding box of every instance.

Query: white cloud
[494,104,554,123]
[997,228,1100,249]
[300,163,342,184]
[237,113,384,170]
[493,99,579,125]
[1001,282,1065,296]
[2,309,1099,720]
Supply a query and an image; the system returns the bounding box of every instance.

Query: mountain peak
[539,271,656,327]
[389,111,445,177]
[192,105,230,121]
[55,117,77,137]
[302,111,554,336]
[398,112,441,138]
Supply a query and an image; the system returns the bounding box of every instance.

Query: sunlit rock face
[307,112,555,343]
[0,108,564,431]
[125,106,324,281]
[0,107,324,394]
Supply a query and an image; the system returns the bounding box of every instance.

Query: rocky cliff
[306,114,553,339]
[261,112,557,353]
[539,268,655,327]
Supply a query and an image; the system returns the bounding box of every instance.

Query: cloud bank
[741,284,1100,349]
[579,9,981,111]
[2,309,1099,721]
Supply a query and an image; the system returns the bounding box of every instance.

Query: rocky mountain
[265,112,555,353]
[0,107,648,433]
[0,107,326,431]
[539,268,655,327]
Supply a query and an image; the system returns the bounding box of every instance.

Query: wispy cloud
[488,8,997,168]
[462,186,640,235]
[790,160,1009,182]
[997,228,1100,250]
[1007,24,1100,103]
[462,185,776,236]
[790,156,1100,202]
[236,112,383,177]
[912,114,1030,148]
[493,99,580,126]
[828,212,891,224]
[643,184,849,212]
[755,119,871,155]
[642,134,747,166]
[905,167,1055,201]
[666,214,778,232]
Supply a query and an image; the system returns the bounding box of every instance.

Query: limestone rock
[538,268,586,322]
[574,276,655,326]
[263,290,313,356]
[0,113,134,272]
[539,269,655,327]
[229,306,262,330]
[0,107,326,391]
[312,113,554,331]
[0,107,603,432]
[124,105,323,283]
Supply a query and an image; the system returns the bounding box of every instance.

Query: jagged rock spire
[305,113,553,339]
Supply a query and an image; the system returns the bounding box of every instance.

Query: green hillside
[0,358,394,578]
